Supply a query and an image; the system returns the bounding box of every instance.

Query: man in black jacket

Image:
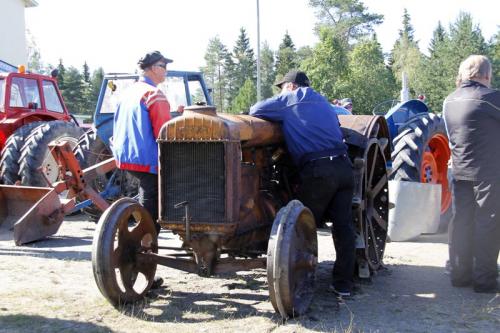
[443,55,500,293]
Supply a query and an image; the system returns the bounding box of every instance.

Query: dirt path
[0,214,498,333]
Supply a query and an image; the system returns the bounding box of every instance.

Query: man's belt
[299,148,347,168]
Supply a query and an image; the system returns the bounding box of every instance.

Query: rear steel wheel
[267,200,317,318]
[355,139,388,271]
[92,198,158,306]
[353,138,389,270]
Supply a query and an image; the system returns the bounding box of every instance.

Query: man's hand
[177,105,185,113]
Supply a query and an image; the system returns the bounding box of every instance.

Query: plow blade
[0,185,64,245]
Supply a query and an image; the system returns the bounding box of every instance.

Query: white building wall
[0,0,31,66]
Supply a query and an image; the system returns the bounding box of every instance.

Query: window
[42,80,64,113]
[9,77,40,108]
[188,79,208,106]
[158,76,187,111]
[100,78,137,114]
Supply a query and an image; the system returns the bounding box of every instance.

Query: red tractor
[0,66,83,186]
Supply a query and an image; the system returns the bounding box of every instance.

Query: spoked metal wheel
[267,200,318,318]
[356,139,389,271]
[92,198,158,306]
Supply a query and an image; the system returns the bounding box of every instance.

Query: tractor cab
[93,70,212,147]
[0,68,71,151]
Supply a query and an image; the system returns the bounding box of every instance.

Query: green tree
[61,66,85,114]
[308,0,383,45]
[275,31,298,78]
[390,9,424,97]
[301,27,349,99]
[489,28,500,89]
[202,36,231,112]
[86,67,104,115]
[399,8,415,42]
[56,59,66,89]
[296,46,313,66]
[82,62,91,83]
[259,42,276,99]
[343,37,398,114]
[419,22,452,112]
[419,13,488,112]
[231,28,256,99]
[230,78,256,114]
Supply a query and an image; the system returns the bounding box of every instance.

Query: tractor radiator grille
[160,142,226,223]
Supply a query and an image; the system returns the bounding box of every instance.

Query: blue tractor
[373,98,452,230]
[74,70,212,220]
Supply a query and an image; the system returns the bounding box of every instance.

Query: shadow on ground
[0,314,110,333]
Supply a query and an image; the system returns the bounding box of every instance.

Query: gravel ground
[0,213,498,333]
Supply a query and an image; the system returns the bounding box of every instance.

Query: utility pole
[256,0,261,101]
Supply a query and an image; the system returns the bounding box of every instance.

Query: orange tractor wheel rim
[421,133,451,214]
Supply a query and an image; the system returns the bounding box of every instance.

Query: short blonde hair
[456,55,492,86]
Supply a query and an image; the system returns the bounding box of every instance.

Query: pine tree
[399,8,415,42]
[82,62,91,83]
[419,22,451,112]
[56,59,66,90]
[275,31,298,78]
[202,36,231,112]
[390,9,423,98]
[259,42,276,99]
[230,78,256,114]
[87,67,104,116]
[61,66,85,114]
[232,28,256,88]
[489,28,500,89]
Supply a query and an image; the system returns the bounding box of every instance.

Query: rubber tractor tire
[73,128,139,222]
[0,121,45,184]
[18,120,84,187]
[390,113,452,232]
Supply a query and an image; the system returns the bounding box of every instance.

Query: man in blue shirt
[250,70,355,297]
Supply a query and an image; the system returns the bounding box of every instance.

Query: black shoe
[473,284,499,294]
[328,284,351,297]
[151,276,163,289]
[155,222,161,236]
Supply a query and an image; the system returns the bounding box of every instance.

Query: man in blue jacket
[250,70,355,297]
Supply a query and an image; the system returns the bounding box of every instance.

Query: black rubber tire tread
[73,128,112,221]
[0,121,45,184]
[18,120,84,186]
[390,113,452,229]
[73,128,139,222]
[391,113,446,182]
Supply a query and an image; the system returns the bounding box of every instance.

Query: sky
[25,0,499,73]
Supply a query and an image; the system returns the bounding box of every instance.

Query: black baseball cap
[138,51,173,69]
[274,70,310,88]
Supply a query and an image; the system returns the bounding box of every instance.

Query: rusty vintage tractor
[92,105,390,318]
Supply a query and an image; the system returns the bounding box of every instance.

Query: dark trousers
[128,171,159,222]
[449,179,500,289]
[297,156,355,291]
